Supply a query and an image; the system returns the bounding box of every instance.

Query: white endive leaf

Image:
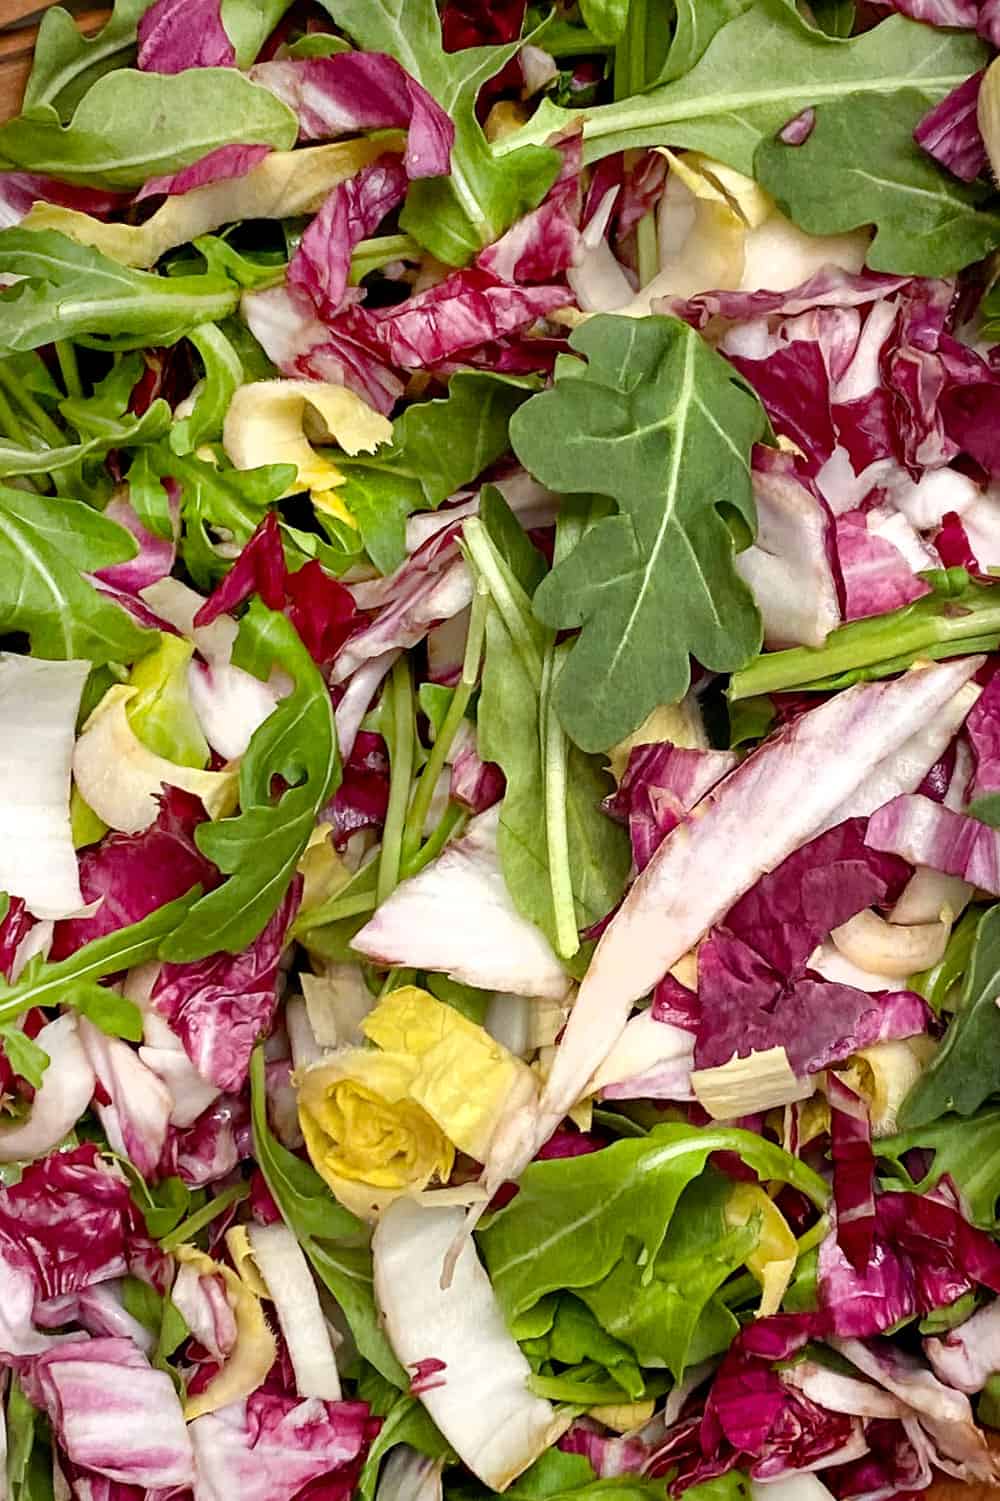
[373,1199,564,1491]
[352,808,570,999]
[0,654,88,918]
[0,1015,94,1164]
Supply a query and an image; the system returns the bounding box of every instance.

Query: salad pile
[8,0,1000,1496]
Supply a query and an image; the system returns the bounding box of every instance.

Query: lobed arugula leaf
[0,1025,50,1090]
[0,484,154,664]
[877,1107,1000,1231]
[249,1047,407,1385]
[654,0,755,85]
[0,398,167,480]
[511,315,766,754]
[0,892,199,1030]
[160,606,340,962]
[220,0,297,66]
[0,68,297,190]
[169,323,244,456]
[897,906,1000,1129]
[495,5,984,182]
[22,0,146,120]
[757,91,1000,276]
[478,1123,828,1369]
[356,1368,452,1501]
[336,371,537,573]
[0,230,239,353]
[316,0,560,264]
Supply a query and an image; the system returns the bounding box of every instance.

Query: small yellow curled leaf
[25,137,405,269]
[726,1183,798,1318]
[980,57,1000,185]
[362,986,539,1161]
[224,1225,270,1298]
[297,824,351,914]
[298,1046,455,1221]
[173,1244,277,1420]
[72,684,238,834]
[222,379,392,510]
[838,1037,936,1138]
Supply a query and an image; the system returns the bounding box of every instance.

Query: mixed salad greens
[8,0,1000,1496]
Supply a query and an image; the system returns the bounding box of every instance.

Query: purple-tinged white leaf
[914,71,987,182]
[925,1297,1000,1393]
[79,1020,172,1180]
[0,1015,94,1165]
[867,793,1000,893]
[136,144,273,202]
[288,155,409,321]
[352,807,570,998]
[604,742,739,872]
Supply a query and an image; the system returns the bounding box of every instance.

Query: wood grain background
[0,5,994,1496]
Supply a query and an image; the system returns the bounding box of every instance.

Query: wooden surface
[0,5,995,1499]
[0,2,111,122]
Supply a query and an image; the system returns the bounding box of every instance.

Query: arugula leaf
[0,892,199,1030]
[729,570,1000,699]
[249,1047,407,1385]
[317,0,560,263]
[64,981,143,1040]
[356,1369,452,1501]
[169,324,244,456]
[495,5,984,173]
[0,69,297,189]
[574,1172,752,1378]
[757,91,1000,277]
[338,371,537,573]
[521,1295,645,1398]
[479,1124,827,1357]
[879,1112,1000,1231]
[0,1025,49,1090]
[0,231,239,353]
[810,0,856,37]
[22,0,145,120]
[448,1450,668,1499]
[6,1375,55,1501]
[161,605,339,962]
[0,399,167,479]
[511,315,765,753]
[0,484,154,664]
[898,905,1000,1129]
[579,0,629,45]
[220,0,297,66]
[472,497,630,960]
[120,1273,190,1373]
[157,447,294,587]
[654,0,755,85]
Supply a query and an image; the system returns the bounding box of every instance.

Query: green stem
[377,657,416,906]
[729,577,1000,699]
[158,1179,250,1252]
[404,804,468,877]
[0,364,65,449]
[0,383,32,449]
[463,519,544,690]
[378,965,415,998]
[615,0,659,286]
[55,341,83,399]
[400,582,488,864]
[541,641,579,959]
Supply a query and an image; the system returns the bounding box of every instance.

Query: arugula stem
[377,657,416,906]
[400,582,488,864]
[729,577,1000,699]
[158,1179,250,1252]
[55,341,83,400]
[541,641,579,959]
[0,365,65,450]
[615,0,659,287]
[463,519,544,690]
[403,804,468,877]
[0,383,32,449]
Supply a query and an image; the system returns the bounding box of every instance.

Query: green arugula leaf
[0,1025,49,1090]
[511,315,765,753]
[479,1124,827,1348]
[0,68,297,189]
[756,91,1000,276]
[729,570,1000,699]
[124,1169,198,1239]
[919,1290,980,1335]
[161,606,339,962]
[878,1108,1000,1229]
[897,906,1000,1128]
[249,1047,407,1385]
[810,0,856,37]
[494,5,984,173]
[448,1449,669,1499]
[63,981,143,1040]
[6,1375,55,1501]
[317,0,560,263]
[521,1295,645,1398]
[472,497,630,959]
[578,0,630,45]
[0,892,199,1030]
[158,447,294,588]
[21,0,145,120]
[0,230,239,353]
[219,0,297,66]
[169,323,244,456]
[653,0,755,85]
[338,371,538,573]
[574,1172,752,1378]
[356,1368,452,1501]
[0,484,155,664]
